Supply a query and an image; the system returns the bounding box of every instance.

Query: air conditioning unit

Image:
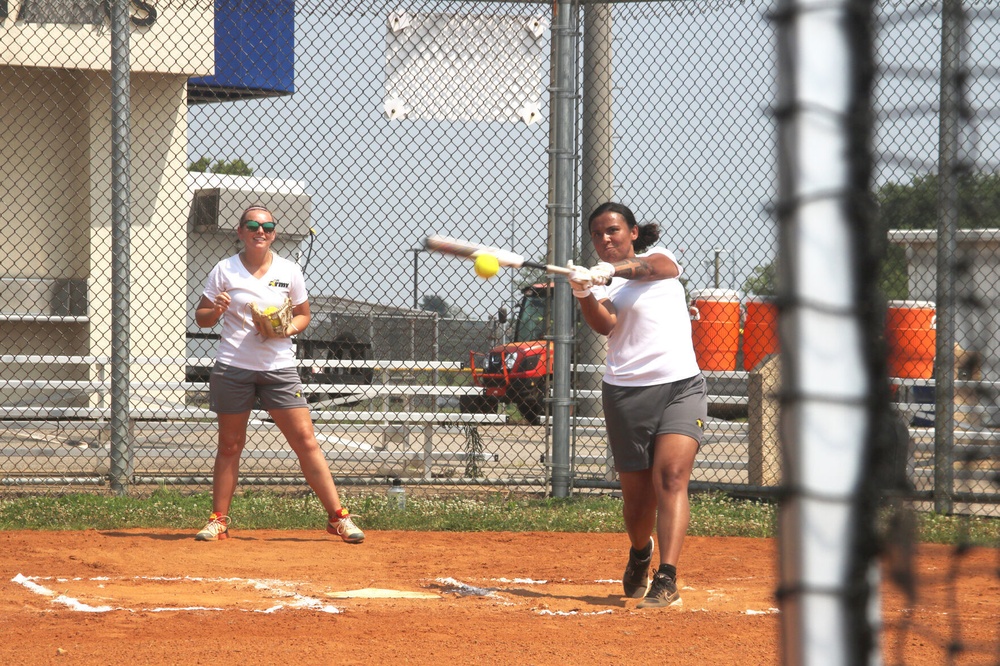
[0,277,87,318]
[51,278,88,316]
[186,173,312,239]
[188,188,221,232]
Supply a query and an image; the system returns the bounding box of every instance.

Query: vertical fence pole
[549,1,580,498]
[934,0,963,515]
[577,3,613,419]
[109,0,133,494]
[411,249,420,310]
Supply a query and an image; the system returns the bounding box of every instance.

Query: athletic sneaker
[194,513,231,541]
[637,571,682,609]
[327,513,365,544]
[622,537,654,598]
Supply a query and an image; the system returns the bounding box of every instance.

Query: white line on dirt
[10,574,342,614]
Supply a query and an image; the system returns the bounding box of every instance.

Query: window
[18,0,103,25]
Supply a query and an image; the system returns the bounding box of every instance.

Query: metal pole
[549,1,580,498]
[109,0,133,494]
[509,203,517,310]
[411,249,420,309]
[934,0,963,515]
[576,3,614,419]
[580,3,613,234]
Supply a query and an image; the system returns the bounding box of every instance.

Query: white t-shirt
[590,247,700,387]
[202,252,307,371]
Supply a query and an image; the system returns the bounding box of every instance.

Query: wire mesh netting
[0,0,996,518]
[3,2,999,660]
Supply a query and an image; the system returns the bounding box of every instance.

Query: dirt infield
[0,530,995,665]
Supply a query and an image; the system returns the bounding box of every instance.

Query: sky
[187,1,1000,320]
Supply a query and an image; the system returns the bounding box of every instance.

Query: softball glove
[248,298,293,339]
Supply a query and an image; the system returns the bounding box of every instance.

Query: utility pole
[411,249,421,309]
[577,3,614,419]
[704,248,728,288]
[714,248,726,288]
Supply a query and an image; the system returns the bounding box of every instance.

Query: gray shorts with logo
[602,374,708,473]
[209,364,308,414]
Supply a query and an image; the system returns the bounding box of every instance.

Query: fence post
[548,1,579,499]
[934,0,964,515]
[747,354,781,487]
[109,0,134,495]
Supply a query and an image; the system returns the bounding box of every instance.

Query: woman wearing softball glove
[193,205,363,545]
[569,201,706,609]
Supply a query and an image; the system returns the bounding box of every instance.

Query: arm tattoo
[612,258,654,280]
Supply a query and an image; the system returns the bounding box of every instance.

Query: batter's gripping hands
[567,262,594,298]
[589,262,615,285]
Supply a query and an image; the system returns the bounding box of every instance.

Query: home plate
[325,588,440,599]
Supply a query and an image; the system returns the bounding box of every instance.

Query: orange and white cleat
[194,512,231,541]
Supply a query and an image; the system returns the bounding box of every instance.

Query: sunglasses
[244,221,276,232]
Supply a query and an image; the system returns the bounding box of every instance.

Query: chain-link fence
[1,1,997,512]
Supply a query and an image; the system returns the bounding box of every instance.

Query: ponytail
[633,223,660,253]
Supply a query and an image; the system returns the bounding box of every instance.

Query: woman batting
[569,201,707,608]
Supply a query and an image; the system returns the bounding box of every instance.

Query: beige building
[1,1,214,408]
[889,228,1000,377]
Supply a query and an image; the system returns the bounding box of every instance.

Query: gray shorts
[209,364,308,414]
[602,374,708,473]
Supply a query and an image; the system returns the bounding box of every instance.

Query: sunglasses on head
[244,221,276,232]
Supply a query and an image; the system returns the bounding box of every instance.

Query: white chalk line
[11,573,342,614]
[12,573,781,617]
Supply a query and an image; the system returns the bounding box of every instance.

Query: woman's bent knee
[218,438,245,457]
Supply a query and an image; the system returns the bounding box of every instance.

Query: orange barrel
[742,296,779,371]
[885,300,936,379]
[689,289,741,371]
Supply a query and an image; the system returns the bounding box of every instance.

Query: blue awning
[188,0,294,104]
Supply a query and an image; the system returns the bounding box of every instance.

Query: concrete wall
[1,0,213,75]
[86,72,191,393]
[1,1,214,407]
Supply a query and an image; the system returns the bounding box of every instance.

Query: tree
[187,157,254,176]
[187,157,212,172]
[743,171,1000,300]
[742,262,776,297]
[879,245,910,300]
[876,171,1000,230]
[875,171,1000,298]
[515,266,548,291]
[421,294,452,318]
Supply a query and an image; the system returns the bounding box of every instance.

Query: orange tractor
[463,283,553,424]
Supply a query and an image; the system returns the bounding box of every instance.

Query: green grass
[0,489,995,546]
[913,510,1000,546]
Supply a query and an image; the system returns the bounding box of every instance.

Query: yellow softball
[474,254,500,279]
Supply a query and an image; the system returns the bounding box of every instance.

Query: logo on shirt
[268,280,290,289]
